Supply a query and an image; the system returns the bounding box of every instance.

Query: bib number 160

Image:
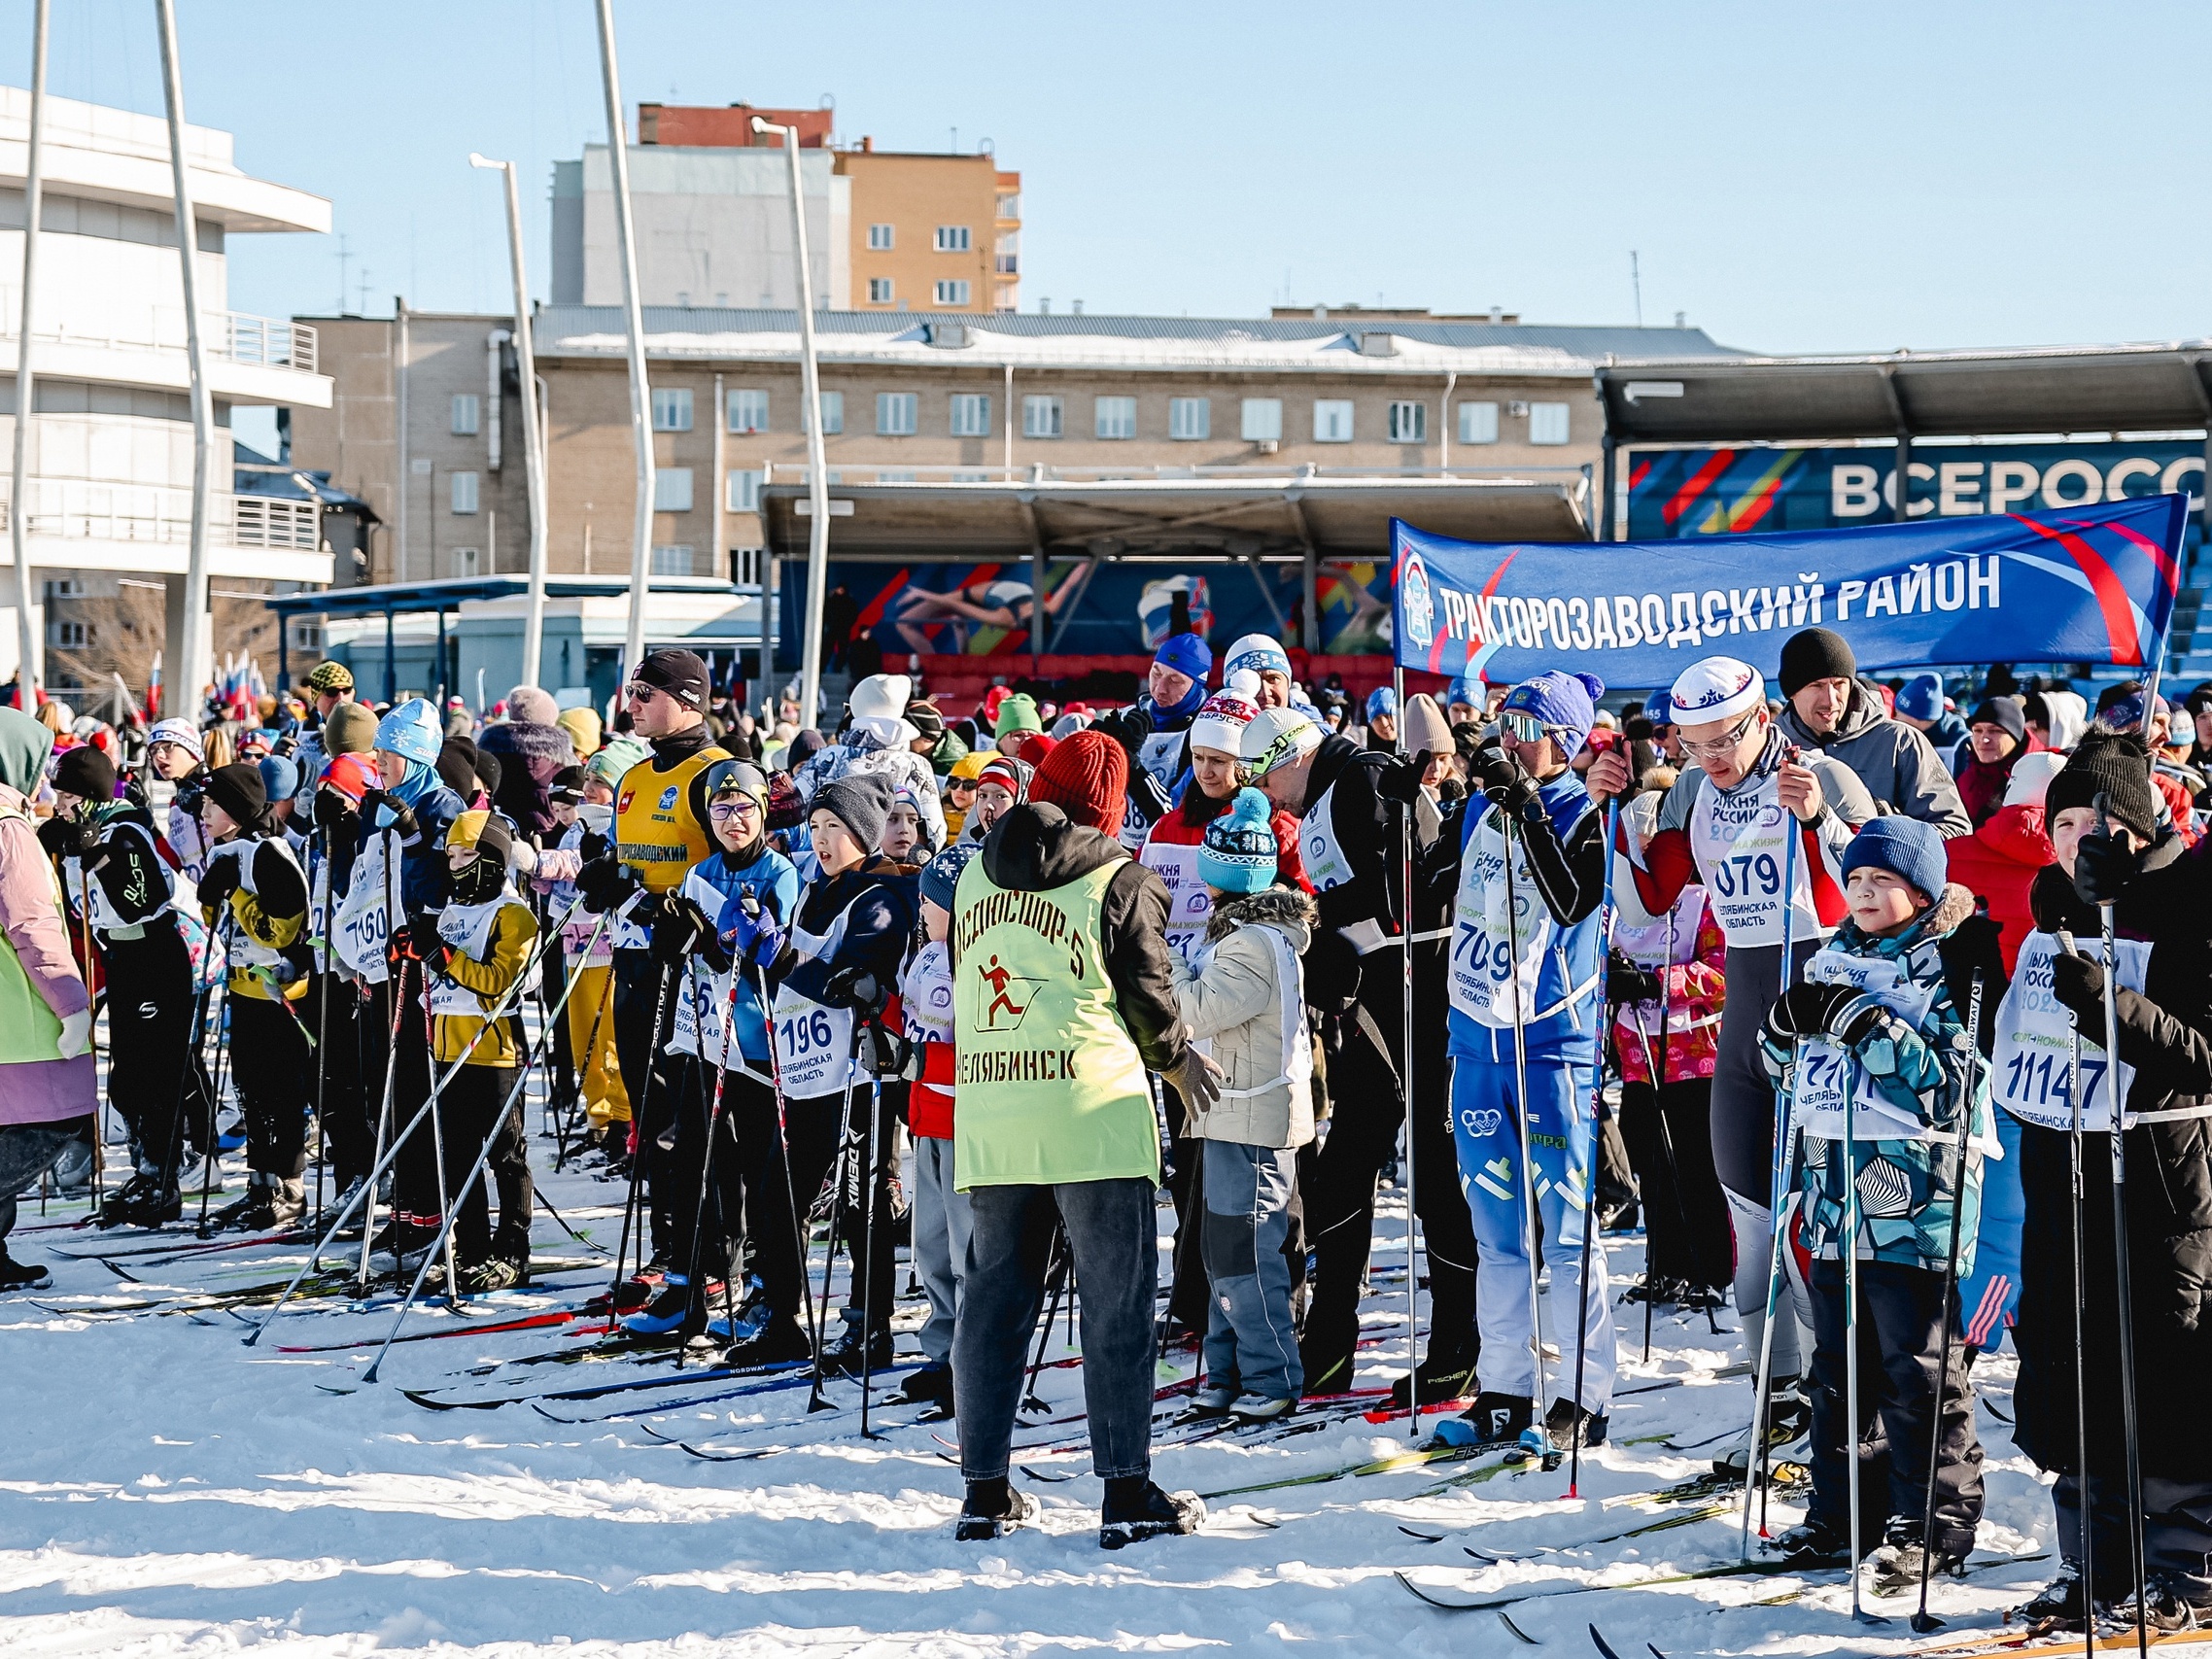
[1710,852,1781,900]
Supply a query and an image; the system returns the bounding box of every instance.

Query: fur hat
[505,685,559,726]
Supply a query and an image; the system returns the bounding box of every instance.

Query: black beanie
[1778,627,1857,697]
[473,749,503,799]
[205,761,269,830]
[2045,732,2158,841]
[53,744,116,803]
[437,737,479,798]
[1967,696,2027,746]
[635,648,709,710]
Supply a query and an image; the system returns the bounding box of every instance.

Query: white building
[0,86,332,699]
[550,144,848,312]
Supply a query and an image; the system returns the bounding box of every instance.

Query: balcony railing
[233,494,322,549]
[0,293,319,375]
[0,484,323,552]
[218,313,317,374]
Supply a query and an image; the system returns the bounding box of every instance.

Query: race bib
[1794,950,1945,1146]
[1140,839,1215,965]
[769,990,854,1097]
[1993,930,2148,1132]
[1299,779,1356,892]
[1447,808,1550,1027]
[332,831,391,983]
[1690,772,1822,949]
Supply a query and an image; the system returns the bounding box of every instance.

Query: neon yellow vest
[950,853,1158,1190]
[614,743,730,896]
[0,800,67,1066]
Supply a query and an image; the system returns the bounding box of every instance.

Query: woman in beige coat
[1166,788,1317,1420]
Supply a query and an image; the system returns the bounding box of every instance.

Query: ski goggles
[1496,709,1564,744]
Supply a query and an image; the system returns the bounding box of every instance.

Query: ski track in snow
[3,1156,2058,1657]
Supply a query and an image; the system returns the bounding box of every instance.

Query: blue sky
[1,1,2201,356]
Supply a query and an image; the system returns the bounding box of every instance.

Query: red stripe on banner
[1663,449,1735,527]
[851,567,917,635]
[1728,475,1787,534]
[1440,550,1520,674]
[1626,458,1651,494]
[2009,514,2143,667]
[1805,822,1849,928]
[2097,515,2184,600]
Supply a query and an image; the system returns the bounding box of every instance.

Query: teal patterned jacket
[1760,883,1990,1274]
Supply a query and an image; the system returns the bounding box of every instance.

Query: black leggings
[228,993,311,1180]
[783,1082,900,1333]
[1617,1077,1734,1291]
[100,923,195,1176]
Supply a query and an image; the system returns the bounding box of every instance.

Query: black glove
[1606,950,1663,1005]
[821,964,886,1016]
[651,893,712,964]
[1936,911,2007,1054]
[37,814,89,860]
[1438,776,1467,806]
[1092,703,1153,763]
[576,849,636,915]
[310,786,360,833]
[2049,949,2107,1027]
[408,913,449,968]
[2073,824,2142,907]
[862,1018,912,1078]
[1471,743,1540,816]
[197,855,242,914]
[1375,749,1433,807]
[360,788,417,841]
[1766,981,1855,1042]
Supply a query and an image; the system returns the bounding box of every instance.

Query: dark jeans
[1617,1078,1734,1291]
[953,1176,1160,1482]
[613,950,683,1259]
[783,1081,899,1331]
[668,1062,807,1325]
[440,1063,532,1264]
[0,1118,95,1243]
[101,923,194,1176]
[229,994,311,1180]
[1808,1258,1985,1557]
[2056,1472,2212,1602]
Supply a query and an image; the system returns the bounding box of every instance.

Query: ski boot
[0,1250,52,1293]
[1763,1519,1850,1571]
[2132,1572,2212,1634]
[895,1362,955,1409]
[955,1479,1037,1541]
[1425,1391,1532,1451]
[1230,1393,1295,1423]
[1188,1379,1240,1418]
[1619,1273,1685,1305]
[208,1173,278,1233]
[1714,1377,1811,1478]
[1509,1398,1608,1468]
[816,1312,894,1376]
[621,1274,702,1336]
[1868,1515,1970,1598]
[2012,1561,2089,1634]
[719,1313,812,1370]
[1098,1478,1205,1549]
[1388,1342,1480,1409]
[461,1256,527,1295]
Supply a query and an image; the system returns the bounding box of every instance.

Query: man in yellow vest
[578,649,730,1277]
[950,730,1224,1550]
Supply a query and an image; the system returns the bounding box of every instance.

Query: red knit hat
[1029,729,1127,835]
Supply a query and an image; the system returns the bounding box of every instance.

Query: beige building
[839,147,1017,316]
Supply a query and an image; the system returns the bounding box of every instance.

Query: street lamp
[753,116,833,728]
[469,154,549,690]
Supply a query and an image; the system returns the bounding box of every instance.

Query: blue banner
[1390,495,2188,688]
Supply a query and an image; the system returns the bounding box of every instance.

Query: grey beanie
[812,772,894,854]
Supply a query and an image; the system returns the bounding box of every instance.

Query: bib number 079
[1710,851,1781,900]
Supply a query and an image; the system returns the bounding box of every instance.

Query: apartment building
[841,147,1018,316]
[0,85,331,709]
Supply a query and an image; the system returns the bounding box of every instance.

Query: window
[287,618,323,652]
[1022,395,1063,438]
[1169,397,1211,441]
[1527,401,1571,445]
[1241,398,1283,442]
[726,468,764,513]
[652,387,693,432]
[867,277,894,304]
[1458,401,1500,445]
[996,193,1020,219]
[1388,401,1427,444]
[47,619,88,649]
[650,545,694,577]
[934,280,971,307]
[450,470,479,514]
[731,546,764,586]
[1312,399,1354,443]
[876,392,918,436]
[933,225,971,253]
[1094,396,1137,440]
[801,391,844,434]
[653,467,694,513]
[454,546,480,578]
[42,577,86,601]
[878,469,916,483]
[726,389,769,434]
[867,223,894,251]
[949,393,992,437]
[995,231,1020,276]
[450,393,480,435]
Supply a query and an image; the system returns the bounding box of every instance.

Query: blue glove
[719,887,785,968]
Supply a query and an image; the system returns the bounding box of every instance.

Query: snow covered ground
[4,1140,2066,1659]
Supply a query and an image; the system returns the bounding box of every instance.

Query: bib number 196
[779,1010,834,1057]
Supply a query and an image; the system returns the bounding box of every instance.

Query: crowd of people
[0,621,2208,1623]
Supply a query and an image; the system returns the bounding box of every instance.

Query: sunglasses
[1679,707,1762,760]
[623,683,659,705]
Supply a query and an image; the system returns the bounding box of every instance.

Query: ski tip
[1400,1526,1445,1543]
[1588,1624,1632,1659]
[1497,1608,1538,1644]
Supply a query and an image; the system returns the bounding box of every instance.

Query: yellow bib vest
[951,853,1158,1190]
[614,743,730,896]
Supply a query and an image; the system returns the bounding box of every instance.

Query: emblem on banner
[1400,552,1435,652]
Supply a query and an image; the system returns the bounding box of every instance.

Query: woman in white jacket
[1166,787,1316,1421]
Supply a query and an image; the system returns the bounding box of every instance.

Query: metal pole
[1396,660,1420,1438]
[472,156,548,689]
[8,0,46,712]
[752,117,832,729]
[594,0,655,684]
[156,0,213,726]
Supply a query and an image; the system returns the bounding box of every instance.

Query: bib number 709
[1711,852,1781,900]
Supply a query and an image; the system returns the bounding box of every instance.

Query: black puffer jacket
[2011,838,2212,1480]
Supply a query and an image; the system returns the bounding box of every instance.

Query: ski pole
[606,955,677,1320]
[675,955,743,1363]
[1743,812,1802,1560]
[859,1050,886,1441]
[1025,1222,1071,1413]
[418,950,463,1306]
[1912,966,1985,1635]
[358,837,407,1292]
[1498,807,1549,1462]
[1567,798,1619,1500]
[558,958,616,1172]
[2091,795,2150,1659]
[1842,975,1871,1621]
[751,956,815,1342]
[2060,945,2095,1659]
[1396,661,1422,1440]
[311,822,331,1234]
[194,915,238,1237]
[76,862,104,1211]
[808,1021,866,1413]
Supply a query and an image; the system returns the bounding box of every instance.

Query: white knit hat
[1238,706,1323,776]
[1189,691,1259,758]
[847,673,913,722]
[1668,656,1766,727]
[2004,750,2067,811]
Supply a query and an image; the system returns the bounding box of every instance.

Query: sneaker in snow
[1230,1393,1295,1423]
[954,1484,1038,1541]
[2133,1572,2212,1634]
[2014,1561,2090,1633]
[1190,1382,1239,1416]
[1099,1479,1205,1550]
[1427,1391,1532,1451]
[460,1257,527,1295]
[1388,1345,1479,1409]
[0,1252,52,1293]
[1763,1520,1850,1571]
[209,1184,277,1234]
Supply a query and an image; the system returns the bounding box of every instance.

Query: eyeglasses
[1678,707,1762,760]
[708,798,759,821]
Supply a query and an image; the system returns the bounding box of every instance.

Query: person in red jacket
[1946,750,2060,977]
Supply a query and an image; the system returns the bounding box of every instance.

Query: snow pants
[565,959,629,1128]
[440,1061,532,1266]
[912,1132,971,1365]
[1617,1077,1735,1294]
[1450,1038,1616,1412]
[1957,1104,2023,1353]
[1199,1139,1303,1402]
[1807,1258,1985,1558]
[307,971,370,1192]
[612,950,681,1257]
[0,1117,93,1245]
[228,994,311,1181]
[2056,1473,2212,1603]
[784,1081,899,1332]
[101,923,196,1181]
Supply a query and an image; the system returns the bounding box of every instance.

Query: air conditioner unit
[1506,400,1530,418]
[1255,438,1279,455]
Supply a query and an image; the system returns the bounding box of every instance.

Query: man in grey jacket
[1773,628,1969,838]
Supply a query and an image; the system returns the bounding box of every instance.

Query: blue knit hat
[1644,689,1674,727]
[257,754,299,804]
[1365,686,1398,720]
[919,843,979,911]
[1497,671,1605,758]
[1153,631,1213,685]
[1197,787,1279,894]
[374,697,442,767]
[1895,672,1944,723]
[1445,674,1483,711]
[1841,815,1949,909]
